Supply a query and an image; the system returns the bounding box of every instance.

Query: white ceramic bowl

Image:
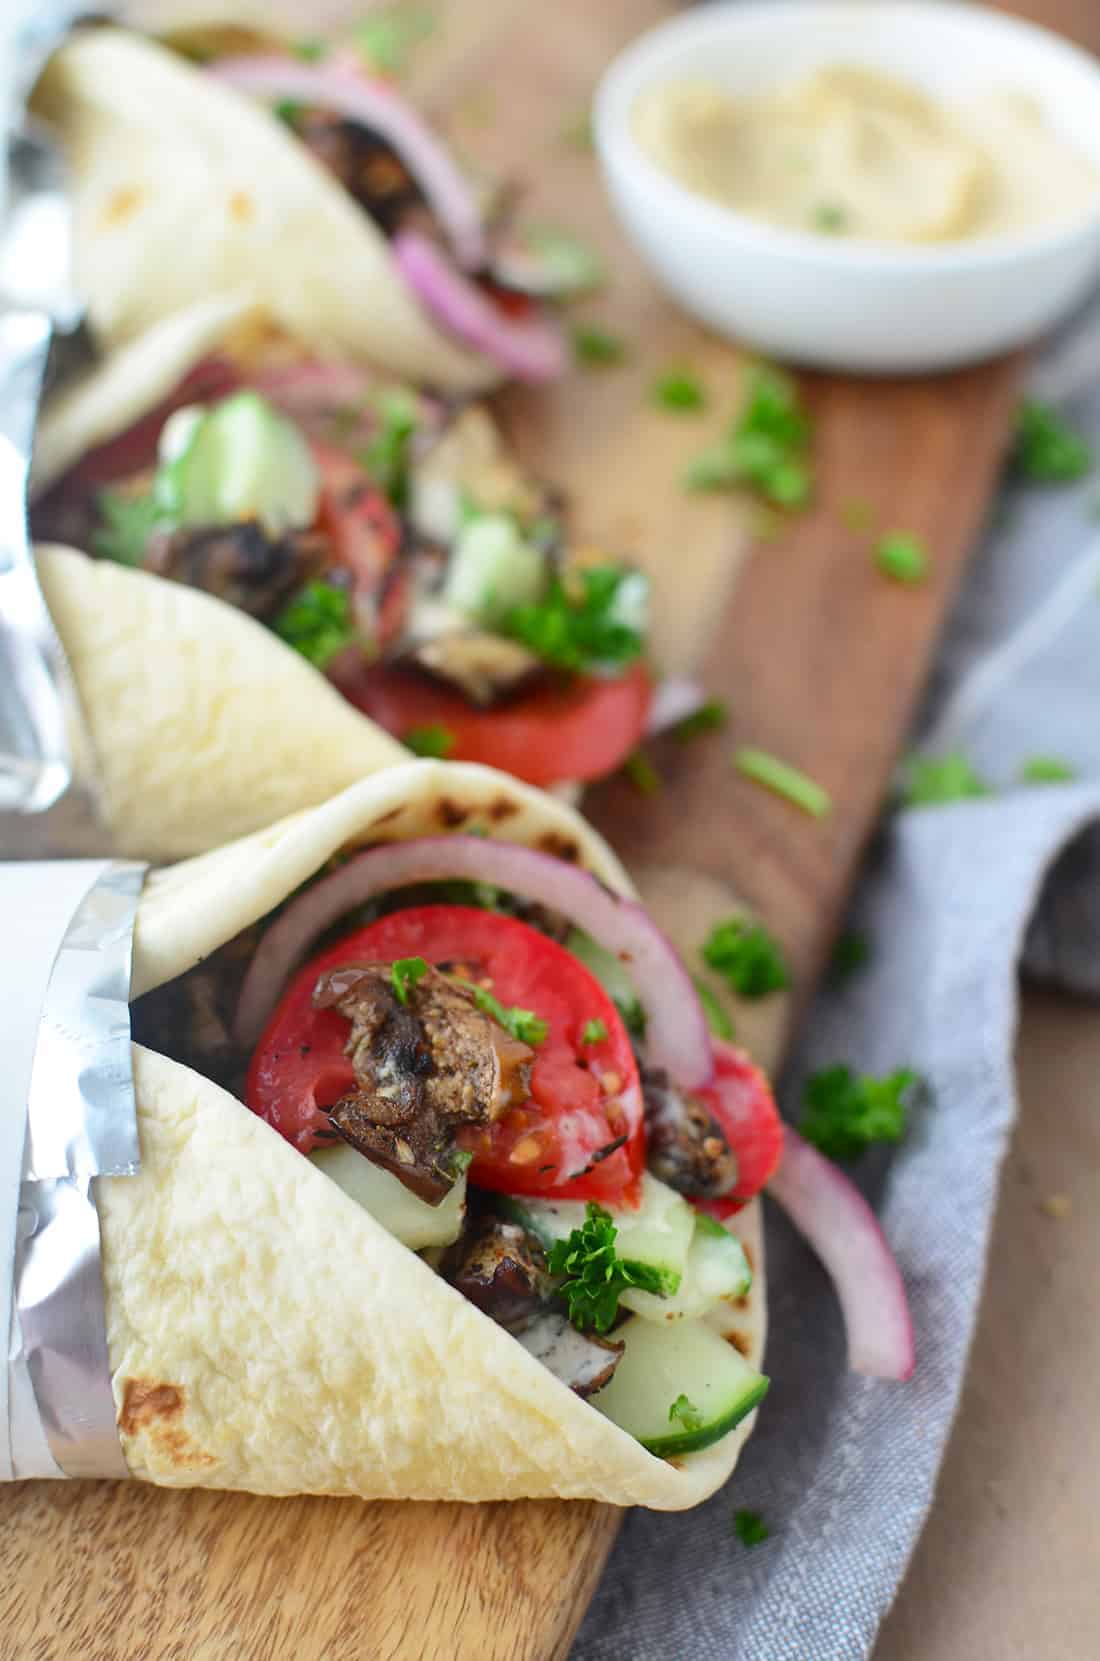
[595,1,1100,373]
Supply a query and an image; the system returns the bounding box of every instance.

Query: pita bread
[36,545,408,862]
[109,767,764,1506]
[33,29,499,393]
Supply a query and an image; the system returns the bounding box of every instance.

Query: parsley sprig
[361,388,419,508]
[502,565,647,674]
[702,917,789,1000]
[548,1203,667,1334]
[901,753,990,808]
[1012,400,1092,484]
[686,365,813,509]
[473,986,549,1046]
[800,1064,919,1161]
[668,1394,704,1432]
[273,580,355,669]
[404,724,455,759]
[733,1509,770,1547]
[581,1018,608,1045]
[391,956,429,1005]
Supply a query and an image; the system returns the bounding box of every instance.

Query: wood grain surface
[1,2,1096,1659]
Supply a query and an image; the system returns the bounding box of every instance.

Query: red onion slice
[392,231,566,382]
[210,56,485,269]
[234,834,713,1089]
[767,1129,915,1381]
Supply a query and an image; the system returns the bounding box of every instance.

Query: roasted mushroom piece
[641,1067,739,1201]
[406,628,544,706]
[294,113,422,236]
[518,1312,625,1398]
[144,520,330,621]
[314,962,533,1202]
[441,1212,550,1333]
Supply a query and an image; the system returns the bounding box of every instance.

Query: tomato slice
[695,1041,785,1216]
[343,660,653,785]
[245,905,644,1203]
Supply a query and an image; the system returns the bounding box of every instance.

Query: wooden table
[1,1,1098,1658]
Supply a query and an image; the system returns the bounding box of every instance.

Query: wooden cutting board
[1,1,1096,1657]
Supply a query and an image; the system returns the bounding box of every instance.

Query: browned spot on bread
[726,1330,751,1357]
[369,808,404,827]
[100,185,144,228]
[228,190,255,223]
[437,798,469,829]
[118,1380,216,1470]
[539,832,580,863]
[488,797,519,822]
[118,1380,183,1436]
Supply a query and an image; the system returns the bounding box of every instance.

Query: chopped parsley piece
[548,1203,667,1334]
[581,1018,608,1045]
[702,917,789,999]
[800,1064,919,1161]
[733,1509,770,1548]
[812,201,848,232]
[292,37,327,61]
[616,997,647,1040]
[901,752,991,808]
[560,107,595,151]
[391,956,429,1005]
[502,564,646,674]
[1012,400,1092,484]
[571,323,628,367]
[361,388,419,508]
[404,724,455,759]
[693,977,735,1040]
[273,580,355,669]
[668,1394,704,1432]
[473,987,549,1046]
[92,489,162,566]
[653,369,706,412]
[1020,755,1076,784]
[830,930,870,981]
[686,364,813,509]
[623,749,661,796]
[734,746,832,818]
[875,531,929,584]
[520,227,605,297]
[354,6,435,75]
[671,697,728,741]
[272,98,304,126]
[840,497,874,532]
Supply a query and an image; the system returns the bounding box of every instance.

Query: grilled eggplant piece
[315,963,532,1202]
[641,1067,738,1202]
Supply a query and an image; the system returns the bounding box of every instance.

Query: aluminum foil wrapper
[0,859,145,1481]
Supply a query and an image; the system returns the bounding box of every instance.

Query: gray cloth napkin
[574,331,1100,1659]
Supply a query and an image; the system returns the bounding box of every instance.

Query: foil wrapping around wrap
[0,860,145,1481]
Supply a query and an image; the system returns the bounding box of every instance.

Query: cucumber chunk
[309,1142,467,1250]
[591,1315,768,1456]
[507,1173,695,1295]
[622,1211,752,1322]
[156,391,319,535]
[443,512,547,624]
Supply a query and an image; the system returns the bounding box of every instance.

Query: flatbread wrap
[32,26,571,393]
[111,763,776,1506]
[31,298,657,845]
